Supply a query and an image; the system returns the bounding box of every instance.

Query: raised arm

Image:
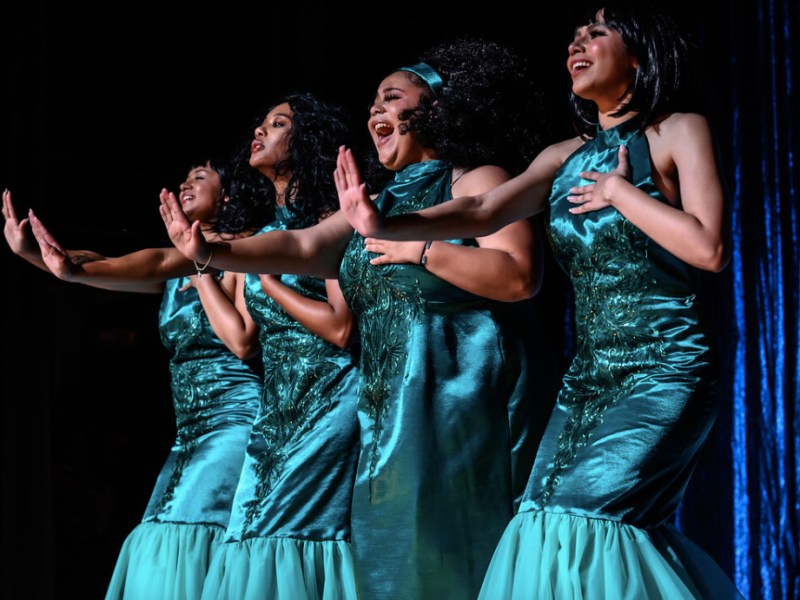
[29,211,191,293]
[336,144,565,242]
[567,113,728,272]
[362,165,543,302]
[3,190,107,274]
[160,189,353,279]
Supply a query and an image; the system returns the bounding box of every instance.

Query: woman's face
[368,71,435,171]
[178,162,224,223]
[566,11,638,111]
[249,102,293,178]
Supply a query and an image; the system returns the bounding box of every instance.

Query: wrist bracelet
[193,250,213,277]
[419,240,433,266]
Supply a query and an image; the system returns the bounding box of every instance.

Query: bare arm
[363,165,543,302]
[159,189,353,279]
[29,211,191,293]
[567,114,728,272]
[3,191,109,274]
[335,144,566,241]
[260,276,355,349]
[191,271,260,359]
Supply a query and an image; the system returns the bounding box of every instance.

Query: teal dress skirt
[199,209,361,600]
[105,276,262,600]
[338,160,553,600]
[478,120,743,599]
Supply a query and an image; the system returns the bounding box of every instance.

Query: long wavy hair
[235,92,354,227]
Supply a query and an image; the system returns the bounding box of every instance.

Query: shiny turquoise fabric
[106,276,262,600]
[339,160,553,600]
[201,207,361,600]
[479,119,742,598]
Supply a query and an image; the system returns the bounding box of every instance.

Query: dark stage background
[3,1,797,598]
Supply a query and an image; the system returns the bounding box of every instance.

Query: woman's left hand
[365,238,426,265]
[568,145,631,214]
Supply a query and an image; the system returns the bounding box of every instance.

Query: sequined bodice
[159,278,261,437]
[547,119,699,371]
[339,160,486,417]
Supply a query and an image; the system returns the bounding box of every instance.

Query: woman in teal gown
[184,94,362,600]
[336,6,743,599]
[160,41,556,600]
[11,159,269,599]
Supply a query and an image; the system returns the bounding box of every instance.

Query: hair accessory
[399,62,443,97]
[194,250,213,277]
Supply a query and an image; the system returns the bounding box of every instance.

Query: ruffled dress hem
[200,536,357,600]
[105,521,224,600]
[477,509,743,600]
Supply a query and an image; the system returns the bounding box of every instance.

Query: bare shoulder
[520,136,583,180]
[538,136,584,167]
[649,112,712,142]
[455,165,511,195]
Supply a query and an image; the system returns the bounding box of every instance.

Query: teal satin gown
[105,276,262,600]
[338,160,555,600]
[200,207,361,600]
[478,119,743,599]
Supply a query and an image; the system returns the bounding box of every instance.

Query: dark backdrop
[4,2,796,598]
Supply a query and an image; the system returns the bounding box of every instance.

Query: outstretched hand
[158,188,210,262]
[334,146,383,237]
[28,210,74,279]
[2,189,36,257]
[568,145,631,214]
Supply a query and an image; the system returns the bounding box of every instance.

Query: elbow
[329,321,356,350]
[231,342,259,361]
[695,242,729,273]
[497,272,537,303]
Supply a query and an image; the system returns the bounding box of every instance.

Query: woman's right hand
[334,146,383,237]
[28,210,75,280]
[158,188,211,263]
[2,189,36,258]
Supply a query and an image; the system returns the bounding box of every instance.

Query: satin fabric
[339,160,553,600]
[479,119,742,599]
[106,276,262,600]
[200,207,361,600]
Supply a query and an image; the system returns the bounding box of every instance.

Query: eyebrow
[270,112,292,120]
[373,86,404,102]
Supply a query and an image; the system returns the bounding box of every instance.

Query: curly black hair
[184,156,272,238]
[392,37,547,176]
[235,92,354,228]
[569,4,700,137]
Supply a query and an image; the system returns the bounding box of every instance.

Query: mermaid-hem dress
[105,276,262,600]
[478,119,743,599]
[338,160,554,600]
[199,209,361,600]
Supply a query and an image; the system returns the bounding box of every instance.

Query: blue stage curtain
[674,1,799,598]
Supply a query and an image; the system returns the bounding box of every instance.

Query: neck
[261,168,292,206]
[598,109,639,131]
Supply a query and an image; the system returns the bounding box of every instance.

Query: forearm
[195,275,258,359]
[609,179,726,272]
[260,277,354,348]
[379,163,552,242]
[66,248,195,287]
[421,242,536,302]
[202,228,347,279]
